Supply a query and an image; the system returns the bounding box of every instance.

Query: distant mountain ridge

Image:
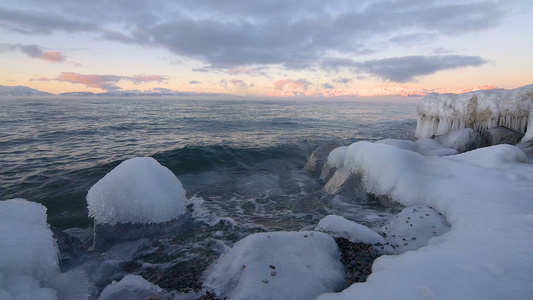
[0,85,54,96]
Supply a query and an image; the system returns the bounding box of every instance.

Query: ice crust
[0,199,88,300]
[317,141,533,300]
[315,215,385,245]
[203,231,345,300]
[87,157,186,225]
[415,84,533,139]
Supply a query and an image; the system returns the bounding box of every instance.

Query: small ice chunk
[204,231,345,300]
[87,157,186,225]
[315,215,385,245]
[327,146,349,169]
[98,274,163,300]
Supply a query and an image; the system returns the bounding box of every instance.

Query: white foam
[87,157,186,225]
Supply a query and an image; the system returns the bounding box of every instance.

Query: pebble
[270,271,277,276]
[334,238,382,286]
[262,279,269,284]
[269,265,276,269]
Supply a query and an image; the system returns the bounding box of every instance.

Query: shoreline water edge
[1,85,533,299]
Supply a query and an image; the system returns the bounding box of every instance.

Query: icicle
[415,85,533,139]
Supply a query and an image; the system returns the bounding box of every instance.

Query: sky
[1,0,532,97]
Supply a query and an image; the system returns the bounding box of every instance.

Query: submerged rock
[91,214,192,251]
[305,142,342,172]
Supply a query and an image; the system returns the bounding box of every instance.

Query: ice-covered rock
[415,84,533,139]
[98,274,163,300]
[315,215,385,245]
[203,231,345,300]
[315,141,533,300]
[320,146,348,182]
[305,142,342,172]
[0,199,88,300]
[87,157,187,225]
[482,126,524,146]
[381,206,450,254]
[434,128,483,153]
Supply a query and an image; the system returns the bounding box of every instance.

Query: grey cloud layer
[1,0,508,82]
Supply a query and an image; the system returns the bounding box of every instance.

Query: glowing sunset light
[0,1,532,97]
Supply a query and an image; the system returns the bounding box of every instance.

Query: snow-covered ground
[317,141,533,299]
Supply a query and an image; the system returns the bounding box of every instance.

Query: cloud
[189,80,201,84]
[30,77,51,81]
[1,0,510,82]
[274,79,312,91]
[333,77,352,84]
[227,67,269,77]
[56,72,168,90]
[229,79,250,89]
[322,83,335,90]
[353,55,487,82]
[0,7,98,34]
[0,43,66,63]
[130,74,167,84]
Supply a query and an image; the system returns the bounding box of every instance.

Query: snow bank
[203,231,345,300]
[315,215,385,245]
[0,199,88,300]
[415,84,533,138]
[317,141,533,300]
[87,157,186,225]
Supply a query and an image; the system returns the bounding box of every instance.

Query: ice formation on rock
[203,231,345,300]
[87,157,186,225]
[315,215,385,245]
[98,274,163,300]
[0,199,88,300]
[433,128,483,153]
[316,142,533,300]
[415,84,533,139]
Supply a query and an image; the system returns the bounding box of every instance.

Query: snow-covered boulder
[320,146,348,182]
[0,199,88,300]
[203,231,345,300]
[381,206,450,254]
[415,84,533,139]
[315,141,533,300]
[482,126,524,146]
[434,128,483,153]
[98,275,163,300]
[377,138,458,156]
[87,157,186,225]
[305,142,342,172]
[315,215,385,245]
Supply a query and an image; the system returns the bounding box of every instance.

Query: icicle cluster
[415,85,533,141]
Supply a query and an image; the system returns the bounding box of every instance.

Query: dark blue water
[0,97,418,293]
